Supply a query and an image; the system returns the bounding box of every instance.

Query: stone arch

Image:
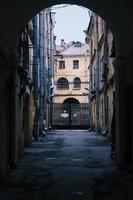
[1,0,133,175]
[62,98,80,113]
[63,97,80,104]
[0,0,133,56]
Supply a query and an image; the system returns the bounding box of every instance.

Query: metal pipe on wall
[32,14,40,139]
[39,11,45,134]
[95,14,100,132]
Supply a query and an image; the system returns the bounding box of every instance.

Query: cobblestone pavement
[0,130,133,200]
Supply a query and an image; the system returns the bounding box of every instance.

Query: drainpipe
[46,9,51,129]
[32,14,39,139]
[103,22,109,133]
[49,11,55,129]
[88,43,93,129]
[39,11,45,134]
[43,10,48,131]
[49,10,53,129]
[46,9,55,130]
[95,15,100,132]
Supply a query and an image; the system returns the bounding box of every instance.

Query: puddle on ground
[71,158,83,162]
[45,157,57,160]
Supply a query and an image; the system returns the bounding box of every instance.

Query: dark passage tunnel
[0,0,133,199]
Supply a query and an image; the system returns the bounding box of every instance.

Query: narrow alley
[1,130,133,200]
[1,1,133,200]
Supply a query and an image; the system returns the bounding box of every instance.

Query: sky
[52,4,90,45]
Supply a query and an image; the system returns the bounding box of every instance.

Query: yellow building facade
[85,14,115,134]
[54,41,90,104]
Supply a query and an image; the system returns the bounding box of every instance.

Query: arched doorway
[52,97,89,129]
[63,98,80,104]
[63,98,81,129]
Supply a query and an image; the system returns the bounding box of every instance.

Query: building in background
[54,40,90,103]
[53,40,90,129]
[85,13,115,135]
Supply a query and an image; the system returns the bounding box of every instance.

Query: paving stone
[0,130,133,200]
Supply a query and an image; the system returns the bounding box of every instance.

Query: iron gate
[52,103,90,129]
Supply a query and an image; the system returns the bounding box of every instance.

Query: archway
[0,0,133,177]
[61,97,89,129]
[0,0,133,56]
[63,97,80,104]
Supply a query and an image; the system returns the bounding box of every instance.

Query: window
[73,60,79,69]
[59,60,65,69]
[57,78,69,89]
[73,77,81,89]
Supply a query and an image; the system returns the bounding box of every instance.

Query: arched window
[73,77,81,89]
[57,78,69,89]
